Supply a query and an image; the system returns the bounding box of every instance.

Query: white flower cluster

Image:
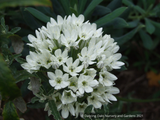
[22,14,124,119]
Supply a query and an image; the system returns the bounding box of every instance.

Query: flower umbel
[21,14,124,119]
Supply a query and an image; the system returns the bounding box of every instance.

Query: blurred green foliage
[0,0,160,120]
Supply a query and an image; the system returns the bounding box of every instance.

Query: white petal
[113,53,122,61]
[63,65,69,73]
[62,49,68,57]
[90,80,99,87]
[81,47,87,56]
[79,88,84,94]
[108,72,117,80]
[66,58,72,66]
[109,87,120,94]
[47,72,55,79]
[85,86,93,93]
[75,65,83,73]
[78,14,84,23]
[50,17,57,25]
[55,49,61,57]
[94,101,102,109]
[57,15,63,25]
[107,94,117,101]
[68,104,75,116]
[28,34,36,43]
[62,108,69,118]
[73,59,79,67]
[55,69,63,77]
[112,61,125,69]
[49,80,56,87]
[63,74,69,81]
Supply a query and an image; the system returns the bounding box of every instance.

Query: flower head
[21,13,124,119]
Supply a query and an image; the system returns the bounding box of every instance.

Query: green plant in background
[1,0,160,120]
[119,0,160,72]
[0,17,28,120]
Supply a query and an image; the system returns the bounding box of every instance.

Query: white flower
[78,75,99,94]
[87,93,105,109]
[78,23,96,40]
[78,47,96,68]
[44,103,52,116]
[102,86,120,102]
[47,69,69,89]
[66,14,84,26]
[75,102,87,117]
[52,92,62,110]
[21,51,41,73]
[39,50,52,69]
[61,90,77,104]
[102,92,117,102]
[99,71,117,86]
[105,53,124,69]
[46,25,61,40]
[63,58,83,76]
[59,103,75,118]
[61,29,79,49]
[50,49,68,68]
[92,84,105,96]
[68,76,78,92]
[83,68,97,78]
[106,86,120,94]
[93,27,103,38]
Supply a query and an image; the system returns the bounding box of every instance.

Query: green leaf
[1,17,6,30]
[122,0,134,7]
[14,70,33,83]
[150,19,160,29]
[58,0,71,15]
[84,105,93,120]
[139,29,153,50]
[49,100,62,120]
[0,54,21,100]
[115,26,140,45]
[25,7,50,23]
[113,17,128,28]
[0,0,52,9]
[93,5,111,16]
[95,7,127,27]
[84,0,103,18]
[70,0,78,8]
[15,56,26,64]
[2,101,19,120]
[127,20,139,28]
[147,0,156,7]
[134,5,145,14]
[10,27,21,34]
[78,0,87,14]
[21,8,42,30]
[142,0,147,10]
[104,17,128,28]
[145,18,155,34]
[123,0,145,14]
[107,0,122,11]
[70,0,78,16]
